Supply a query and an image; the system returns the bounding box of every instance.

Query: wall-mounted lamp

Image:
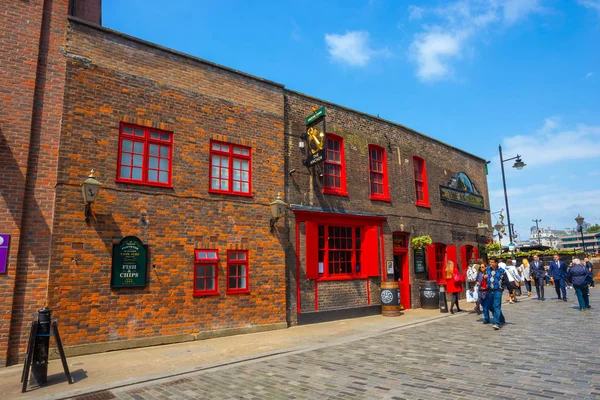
[269,193,288,233]
[81,169,102,225]
[288,169,296,176]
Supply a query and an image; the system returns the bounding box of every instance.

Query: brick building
[0,1,490,366]
[284,91,491,324]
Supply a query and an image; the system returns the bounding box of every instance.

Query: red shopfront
[425,243,478,284]
[293,208,386,321]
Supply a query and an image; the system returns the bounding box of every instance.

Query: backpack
[466,265,478,283]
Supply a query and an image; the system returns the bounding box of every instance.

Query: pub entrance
[393,232,410,309]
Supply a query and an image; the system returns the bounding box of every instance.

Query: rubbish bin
[380,281,401,316]
[439,284,448,313]
[32,307,51,385]
[419,280,439,309]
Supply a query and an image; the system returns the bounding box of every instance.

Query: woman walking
[474,260,488,315]
[566,258,592,311]
[505,260,522,304]
[445,260,463,314]
[520,258,532,297]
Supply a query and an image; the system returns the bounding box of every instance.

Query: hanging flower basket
[411,235,432,249]
[484,242,501,255]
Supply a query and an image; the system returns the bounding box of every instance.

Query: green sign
[111,236,148,288]
[305,106,326,126]
[414,247,426,274]
[440,186,486,210]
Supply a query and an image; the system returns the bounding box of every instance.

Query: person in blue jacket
[485,257,507,330]
[549,254,568,301]
[566,258,592,311]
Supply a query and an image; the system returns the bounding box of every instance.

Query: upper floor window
[209,141,252,196]
[368,145,390,201]
[323,134,348,196]
[117,123,173,187]
[227,250,250,294]
[413,156,430,207]
[194,249,219,296]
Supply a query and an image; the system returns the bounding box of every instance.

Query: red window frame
[317,225,362,280]
[226,250,250,294]
[209,140,252,197]
[413,156,430,207]
[116,123,173,187]
[193,249,219,297]
[368,145,390,201]
[434,244,446,283]
[323,134,348,196]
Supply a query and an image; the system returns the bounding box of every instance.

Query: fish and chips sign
[440,172,487,210]
[111,236,148,288]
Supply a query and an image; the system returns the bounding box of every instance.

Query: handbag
[466,286,479,303]
[453,270,463,284]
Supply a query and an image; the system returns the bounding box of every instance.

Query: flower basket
[412,235,432,249]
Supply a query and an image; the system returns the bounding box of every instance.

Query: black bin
[419,280,439,309]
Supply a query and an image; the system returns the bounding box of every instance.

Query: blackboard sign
[414,247,426,274]
[111,236,148,288]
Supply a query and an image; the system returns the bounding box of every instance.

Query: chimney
[69,0,102,25]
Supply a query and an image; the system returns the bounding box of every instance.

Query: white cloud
[324,31,390,67]
[586,72,594,79]
[578,0,600,13]
[408,0,545,82]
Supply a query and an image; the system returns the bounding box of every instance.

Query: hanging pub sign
[111,236,148,288]
[439,172,487,210]
[0,234,10,274]
[303,106,326,168]
[414,247,426,274]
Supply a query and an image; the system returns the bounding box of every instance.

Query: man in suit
[549,254,568,301]
[530,254,546,301]
[584,257,595,288]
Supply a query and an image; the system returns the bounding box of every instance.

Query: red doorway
[393,232,410,309]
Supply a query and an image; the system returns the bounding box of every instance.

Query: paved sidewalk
[0,297,478,400]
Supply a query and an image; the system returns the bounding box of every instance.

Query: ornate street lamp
[81,170,102,225]
[476,222,489,258]
[575,214,586,253]
[269,193,288,233]
[494,220,504,243]
[498,145,526,245]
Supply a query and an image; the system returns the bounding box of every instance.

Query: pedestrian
[466,258,479,291]
[505,260,522,304]
[566,258,592,311]
[445,260,463,314]
[485,256,507,330]
[530,254,546,300]
[474,260,488,316]
[584,257,595,288]
[520,258,532,297]
[549,254,568,301]
[498,258,507,269]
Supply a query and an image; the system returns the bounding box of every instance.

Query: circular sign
[423,289,435,298]
[381,289,394,304]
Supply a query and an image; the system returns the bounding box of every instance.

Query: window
[209,141,252,196]
[194,250,219,296]
[434,244,446,282]
[368,145,390,201]
[116,123,173,187]
[413,156,430,207]
[318,225,361,278]
[392,232,408,251]
[323,134,348,196]
[226,250,249,294]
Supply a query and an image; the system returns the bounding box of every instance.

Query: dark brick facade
[284,90,491,319]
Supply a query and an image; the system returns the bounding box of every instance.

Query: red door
[394,253,410,309]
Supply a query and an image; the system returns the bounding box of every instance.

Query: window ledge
[415,202,431,209]
[370,195,391,203]
[317,276,365,282]
[193,291,220,297]
[226,290,250,295]
[115,179,173,189]
[208,189,253,198]
[322,188,349,197]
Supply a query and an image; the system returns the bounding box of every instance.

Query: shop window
[369,145,390,201]
[116,123,173,187]
[317,225,361,278]
[323,134,348,196]
[226,250,249,294]
[209,141,252,196]
[413,156,430,207]
[193,249,219,296]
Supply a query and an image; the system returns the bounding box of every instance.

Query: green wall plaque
[414,247,426,274]
[111,236,148,288]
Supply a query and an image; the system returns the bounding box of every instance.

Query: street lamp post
[532,218,542,246]
[498,145,526,246]
[494,221,504,243]
[575,214,586,253]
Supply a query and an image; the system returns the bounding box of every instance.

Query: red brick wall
[43,20,287,350]
[0,0,70,366]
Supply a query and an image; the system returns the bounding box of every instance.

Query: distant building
[529,227,569,249]
[558,233,600,252]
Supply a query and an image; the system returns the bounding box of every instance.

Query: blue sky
[103,0,600,241]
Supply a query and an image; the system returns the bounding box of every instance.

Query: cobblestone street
[104,289,600,400]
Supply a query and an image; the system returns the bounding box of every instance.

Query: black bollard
[439,284,448,313]
[31,307,52,385]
